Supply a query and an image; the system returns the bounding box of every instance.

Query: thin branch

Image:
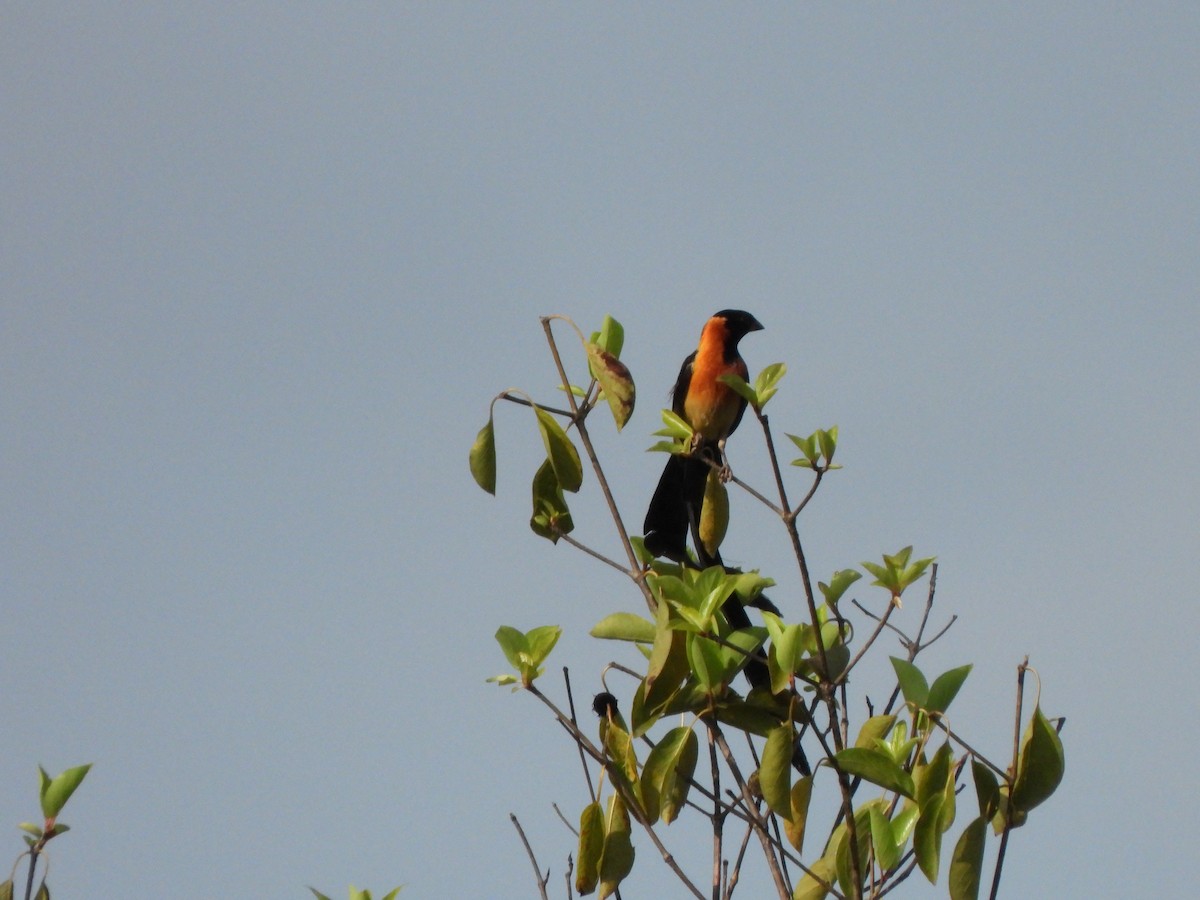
[709,724,723,900]
[553,803,579,837]
[753,410,861,895]
[539,317,654,612]
[789,468,824,518]
[500,392,577,420]
[510,813,551,900]
[932,719,1009,779]
[527,684,707,899]
[709,721,794,900]
[563,668,597,804]
[989,656,1030,900]
[837,597,901,685]
[556,532,630,575]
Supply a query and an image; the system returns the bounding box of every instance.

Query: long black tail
[642,451,711,561]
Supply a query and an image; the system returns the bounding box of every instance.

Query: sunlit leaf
[855,714,897,750]
[760,726,796,821]
[640,726,698,825]
[575,801,604,895]
[598,793,635,899]
[890,657,930,708]
[783,776,813,853]
[835,748,916,800]
[869,804,902,871]
[586,342,635,430]
[698,470,728,558]
[1011,705,1065,813]
[535,407,582,492]
[792,856,836,900]
[753,362,787,407]
[525,625,561,668]
[718,372,757,407]
[818,569,862,606]
[469,416,497,494]
[927,664,973,715]
[591,613,656,643]
[40,764,91,819]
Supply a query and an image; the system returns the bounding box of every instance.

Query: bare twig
[553,802,579,837]
[709,724,723,900]
[510,813,551,900]
[539,317,654,611]
[556,532,630,575]
[709,721,794,900]
[989,656,1030,900]
[500,391,577,420]
[563,668,597,804]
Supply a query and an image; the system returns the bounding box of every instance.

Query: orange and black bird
[642,310,763,563]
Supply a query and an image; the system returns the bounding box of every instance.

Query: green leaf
[379,888,405,900]
[834,803,876,897]
[817,426,838,463]
[698,470,729,558]
[640,726,698,824]
[890,657,930,708]
[869,804,902,871]
[602,719,641,806]
[760,726,796,821]
[41,764,91,819]
[786,432,819,467]
[308,891,332,900]
[818,569,861,606]
[914,791,945,883]
[792,857,835,900]
[914,743,956,883]
[529,459,574,541]
[855,714,897,750]
[494,625,529,670]
[598,793,635,899]
[1011,705,1065,814]
[591,314,625,358]
[834,748,916,800]
[753,362,787,407]
[591,613,656,643]
[468,415,497,494]
[892,800,921,848]
[717,372,757,407]
[586,342,636,431]
[575,801,604,895]
[927,664,973,715]
[534,407,582,492]
[0,880,13,900]
[949,816,987,900]
[34,884,48,900]
[525,625,562,667]
[972,759,1000,819]
[686,634,727,692]
[783,776,813,853]
[916,743,954,810]
[762,612,807,691]
[652,409,693,442]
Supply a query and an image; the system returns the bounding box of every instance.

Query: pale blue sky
[3,5,1196,897]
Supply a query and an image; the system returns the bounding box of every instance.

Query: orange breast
[683,319,747,440]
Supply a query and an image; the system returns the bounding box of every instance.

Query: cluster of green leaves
[476,314,1065,900]
[469,315,633,543]
[309,888,403,900]
[2,763,91,900]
